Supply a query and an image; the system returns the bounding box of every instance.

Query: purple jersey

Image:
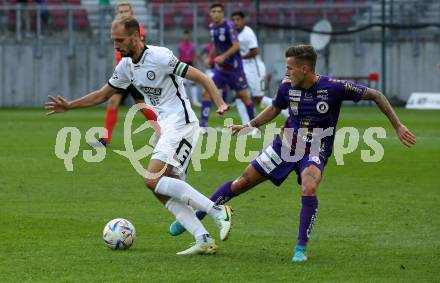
[272,75,367,157]
[209,20,243,72]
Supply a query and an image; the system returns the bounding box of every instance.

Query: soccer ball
[103,218,136,250]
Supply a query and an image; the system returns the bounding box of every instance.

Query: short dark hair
[285,45,317,70]
[231,11,245,18]
[210,2,224,11]
[112,16,140,36]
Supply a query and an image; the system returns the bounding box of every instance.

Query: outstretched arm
[362,88,416,147]
[229,105,281,135]
[45,84,117,115]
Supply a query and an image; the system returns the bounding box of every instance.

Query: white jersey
[108,45,198,130]
[238,25,265,77]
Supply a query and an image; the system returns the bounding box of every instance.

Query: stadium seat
[73,8,88,30]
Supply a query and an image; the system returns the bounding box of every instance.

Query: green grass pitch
[0,106,439,282]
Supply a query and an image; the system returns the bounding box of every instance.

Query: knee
[301,179,317,196]
[231,175,250,195]
[201,91,210,100]
[253,96,262,105]
[144,177,159,191]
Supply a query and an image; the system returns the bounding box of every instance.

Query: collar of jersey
[132,45,148,65]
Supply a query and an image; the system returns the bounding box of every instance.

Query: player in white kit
[231,11,288,121]
[45,16,232,255]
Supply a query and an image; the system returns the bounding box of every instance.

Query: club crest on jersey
[147,71,155,81]
[316,101,329,113]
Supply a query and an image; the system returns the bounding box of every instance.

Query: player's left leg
[145,159,232,242]
[170,163,267,236]
[293,164,322,262]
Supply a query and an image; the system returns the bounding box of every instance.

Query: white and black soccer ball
[103,218,136,250]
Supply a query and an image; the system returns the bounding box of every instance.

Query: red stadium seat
[73,8,88,30]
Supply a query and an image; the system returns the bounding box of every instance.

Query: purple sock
[245,103,255,119]
[195,181,237,220]
[297,196,318,246]
[200,100,211,127]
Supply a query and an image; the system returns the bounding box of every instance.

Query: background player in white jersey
[45,16,232,255]
[231,11,289,120]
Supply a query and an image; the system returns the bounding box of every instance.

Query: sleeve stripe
[107,81,127,92]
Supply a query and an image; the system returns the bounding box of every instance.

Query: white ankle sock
[156,177,214,213]
[165,199,208,239]
[236,99,250,124]
[261,96,272,107]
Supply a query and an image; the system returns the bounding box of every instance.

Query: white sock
[190,85,200,105]
[155,176,216,214]
[165,199,209,239]
[261,96,272,107]
[236,98,250,124]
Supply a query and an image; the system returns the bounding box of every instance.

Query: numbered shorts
[212,68,248,93]
[243,60,266,97]
[251,135,328,186]
[151,122,199,180]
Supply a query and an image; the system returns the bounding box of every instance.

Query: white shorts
[244,59,266,97]
[151,122,200,180]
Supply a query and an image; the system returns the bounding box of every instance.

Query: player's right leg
[142,160,216,255]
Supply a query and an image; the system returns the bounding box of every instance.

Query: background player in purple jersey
[200,3,255,130]
[169,44,416,262]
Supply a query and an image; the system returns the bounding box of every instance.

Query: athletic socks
[297,196,318,246]
[200,100,211,127]
[155,176,218,216]
[195,181,237,220]
[245,103,255,120]
[104,108,118,143]
[236,99,250,124]
[165,199,209,239]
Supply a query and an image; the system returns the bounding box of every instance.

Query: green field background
[0,107,439,282]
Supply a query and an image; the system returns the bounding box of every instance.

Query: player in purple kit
[169,44,417,262]
[200,3,255,130]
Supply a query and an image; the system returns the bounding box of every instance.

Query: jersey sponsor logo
[290,101,299,115]
[289,89,301,97]
[304,92,313,99]
[316,101,329,113]
[317,89,328,100]
[290,97,301,102]
[147,71,155,80]
[140,86,162,96]
[134,65,141,70]
[255,151,276,174]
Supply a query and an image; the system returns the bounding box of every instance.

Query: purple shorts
[251,135,328,186]
[212,68,248,93]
